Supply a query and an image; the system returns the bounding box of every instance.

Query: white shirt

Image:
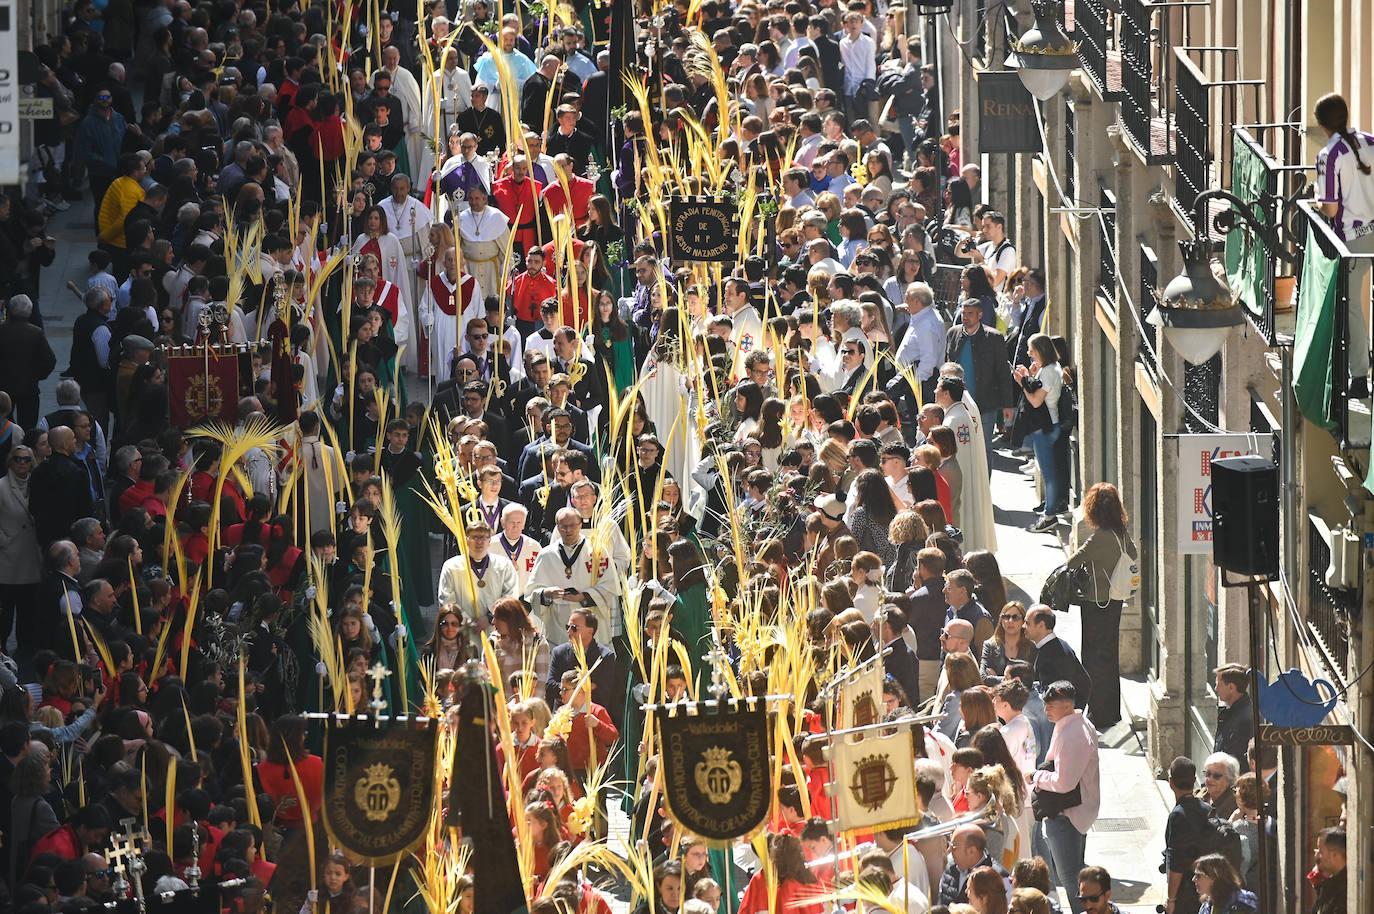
[998,712,1038,779]
[1317,129,1374,242]
[1032,362,1063,424]
[839,31,876,92]
[977,237,1018,292]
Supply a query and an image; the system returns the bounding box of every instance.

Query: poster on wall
[1173,433,1266,554]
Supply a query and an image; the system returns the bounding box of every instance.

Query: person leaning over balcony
[1315,92,1374,399]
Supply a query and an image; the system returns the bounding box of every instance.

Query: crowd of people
[0,1,1350,914]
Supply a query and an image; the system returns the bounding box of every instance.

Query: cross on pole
[108,817,148,910]
[367,661,392,722]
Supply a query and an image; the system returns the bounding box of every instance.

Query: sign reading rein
[977,71,1041,155]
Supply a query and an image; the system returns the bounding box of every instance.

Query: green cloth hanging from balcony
[1292,224,1340,432]
[1225,134,1267,322]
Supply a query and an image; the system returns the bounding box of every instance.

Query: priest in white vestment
[524,507,622,647]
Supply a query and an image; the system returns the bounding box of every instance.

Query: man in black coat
[0,296,57,429]
[1026,604,1092,711]
[808,16,844,94]
[29,427,95,547]
[545,609,619,721]
[1212,664,1254,773]
[880,608,921,708]
[1162,757,1211,914]
[906,546,949,701]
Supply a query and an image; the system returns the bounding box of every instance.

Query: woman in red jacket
[254,717,323,834]
[737,834,826,914]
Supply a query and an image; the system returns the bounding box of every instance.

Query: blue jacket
[76,110,127,175]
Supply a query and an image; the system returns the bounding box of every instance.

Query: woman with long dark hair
[848,468,898,567]
[731,380,766,441]
[943,176,975,229]
[962,263,1000,327]
[668,538,711,663]
[587,289,637,395]
[255,716,322,834]
[757,397,787,469]
[737,834,823,914]
[423,605,466,671]
[1065,482,1137,729]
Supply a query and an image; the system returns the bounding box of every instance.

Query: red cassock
[506,268,558,323]
[491,175,544,254]
[541,176,595,227]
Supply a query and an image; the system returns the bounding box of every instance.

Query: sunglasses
[1077,893,1103,902]
[1001,613,1023,620]
[566,623,580,631]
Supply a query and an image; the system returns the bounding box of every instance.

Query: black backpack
[1194,806,1245,874]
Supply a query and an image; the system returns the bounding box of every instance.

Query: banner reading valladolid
[657,699,770,843]
[322,718,437,866]
[1173,433,1265,554]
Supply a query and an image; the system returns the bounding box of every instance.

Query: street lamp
[1148,239,1244,364]
[1004,0,1079,100]
[912,0,955,12]
[1150,187,1302,364]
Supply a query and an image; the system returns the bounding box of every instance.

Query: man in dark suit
[472,440,520,501]
[456,380,511,454]
[906,546,949,700]
[879,608,921,708]
[545,609,619,720]
[808,16,843,95]
[0,296,57,429]
[516,408,596,482]
[1026,604,1092,711]
[549,327,597,411]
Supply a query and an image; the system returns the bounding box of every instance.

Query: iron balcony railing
[1098,186,1117,307]
[1073,0,1122,100]
[1138,242,1158,375]
[1307,514,1357,686]
[1119,0,1170,164]
[1173,49,1210,216]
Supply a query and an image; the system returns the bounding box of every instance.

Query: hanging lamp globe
[1004,0,1080,100]
[1148,240,1246,365]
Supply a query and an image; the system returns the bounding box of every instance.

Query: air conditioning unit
[1324,524,1362,591]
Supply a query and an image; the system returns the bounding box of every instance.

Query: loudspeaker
[1211,455,1279,576]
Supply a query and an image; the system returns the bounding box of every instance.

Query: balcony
[1307,514,1359,687]
[1073,0,1123,100]
[1119,0,1171,164]
[1172,50,1209,216]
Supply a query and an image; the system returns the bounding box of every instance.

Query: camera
[958,238,975,254]
[78,664,101,690]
